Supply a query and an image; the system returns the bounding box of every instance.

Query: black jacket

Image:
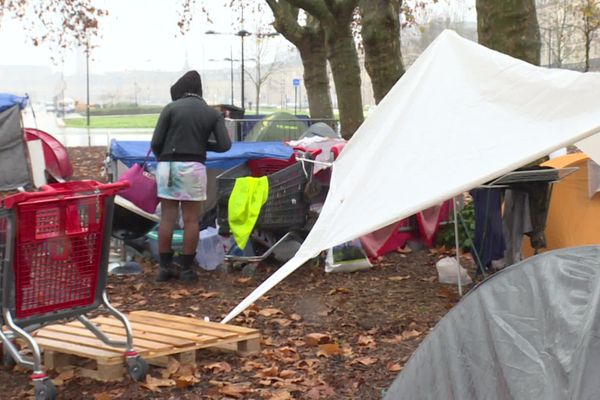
[151,96,232,163]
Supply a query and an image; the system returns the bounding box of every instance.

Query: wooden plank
[41,324,168,350]
[132,311,258,334]
[35,330,153,355]
[79,364,124,382]
[126,314,238,339]
[44,351,72,370]
[149,350,196,368]
[92,317,226,345]
[34,337,122,362]
[206,333,262,352]
[64,321,193,347]
[236,337,261,356]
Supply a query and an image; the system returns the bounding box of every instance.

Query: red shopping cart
[0,180,147,400]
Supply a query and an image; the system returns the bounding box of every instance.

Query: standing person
[151,70,232,282]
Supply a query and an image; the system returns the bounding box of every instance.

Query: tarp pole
[453,195,463,296]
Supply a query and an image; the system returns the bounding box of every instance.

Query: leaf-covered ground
[0,147,474,399]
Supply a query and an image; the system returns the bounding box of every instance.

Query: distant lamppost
[85,41,90,127]
[205,30,278,109]
[209,48,240,106]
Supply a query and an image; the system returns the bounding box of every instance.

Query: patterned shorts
[156,161,207,201]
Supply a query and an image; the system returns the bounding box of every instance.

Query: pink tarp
[360,200,452,258]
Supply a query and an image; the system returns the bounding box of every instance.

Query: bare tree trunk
[360,0,405,103]
[476,0,541,65]
[297,33,334,120]
[256,62,261,114]
[266,0,334,120]
[325,23,364,138]
[286,0,364,138]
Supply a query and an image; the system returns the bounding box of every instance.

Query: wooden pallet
[33,311,261,381]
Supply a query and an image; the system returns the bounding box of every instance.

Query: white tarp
[222,30,600,323]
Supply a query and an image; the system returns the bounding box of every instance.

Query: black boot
[156,252,175,282]
[179,253,198,283]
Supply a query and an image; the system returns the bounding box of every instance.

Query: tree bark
[266,0,334,120]
[297,29,334,120]
[325,22,364,138]
[476,0,541,65]
[360,0,405,103]
[287,0,364,137]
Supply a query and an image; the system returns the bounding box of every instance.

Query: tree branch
[266,0,305,44]
[287,0,332,23]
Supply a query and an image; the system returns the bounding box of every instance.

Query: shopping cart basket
[216,156,315,263]
[0,180,148,400]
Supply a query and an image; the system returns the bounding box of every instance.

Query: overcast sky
[0,0,290,75]
[0,0,474,75]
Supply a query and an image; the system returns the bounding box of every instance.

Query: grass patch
[64,114,159,129]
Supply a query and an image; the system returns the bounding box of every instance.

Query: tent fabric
[0,106,31,190]
[244,112,308,142]
[0,93,28,113]
[384,246,600,400]
[523,153,600,256]
[24,128,73,180]
[222,30,600,324]
[109,140,294,170]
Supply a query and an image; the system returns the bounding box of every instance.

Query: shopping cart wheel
[242,263,257,277]
[1,343,16,367]
[127,356,149,381]
[34,379,57,400]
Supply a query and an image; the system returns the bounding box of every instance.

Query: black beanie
[170,70,203,101]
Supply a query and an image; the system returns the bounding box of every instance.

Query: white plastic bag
[325,240,372,273]
[196,227,226,271]
[435,257,472,285]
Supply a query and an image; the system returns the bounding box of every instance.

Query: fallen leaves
[352,356,378,366]
[258,308,284,317]
[388,275,411,282]
[400,329,422,341]
[290,313,302,321]
[317,343,342,357]
[169,288,191,299]
[199,291,220,300]
[141,376,176,392]
[256,366,279,378]
[387,362,402,372]
[217,382,252,398]
[357,335,376,348]
[205,361,232,374]
[51,368,75,386]
[328,287,350,295]
[305,333,331,347]
[175,374,200,388]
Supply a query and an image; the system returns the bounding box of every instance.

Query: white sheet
[222,30,600,323]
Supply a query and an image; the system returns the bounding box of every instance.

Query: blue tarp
[0,93,28,113]
[110,140,294,170]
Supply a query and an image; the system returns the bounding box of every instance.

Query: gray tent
[0,104,31,190]
[385,246,600,400]
[244,112,308,142]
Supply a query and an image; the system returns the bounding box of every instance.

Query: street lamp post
[209,51,240,106]
[205,30,277,110]
[86,42,90,127]
[237,29,250,109]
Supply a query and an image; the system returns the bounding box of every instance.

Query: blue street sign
[292,78,300,87]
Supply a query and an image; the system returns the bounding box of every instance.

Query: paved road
[22,107,152,147]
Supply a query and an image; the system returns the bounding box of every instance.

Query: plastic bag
[435,257,472,285]
[325,239,372,273]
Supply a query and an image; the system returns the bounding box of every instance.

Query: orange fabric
[523,153,600,257]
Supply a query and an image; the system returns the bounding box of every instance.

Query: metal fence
[224,117,339,142]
